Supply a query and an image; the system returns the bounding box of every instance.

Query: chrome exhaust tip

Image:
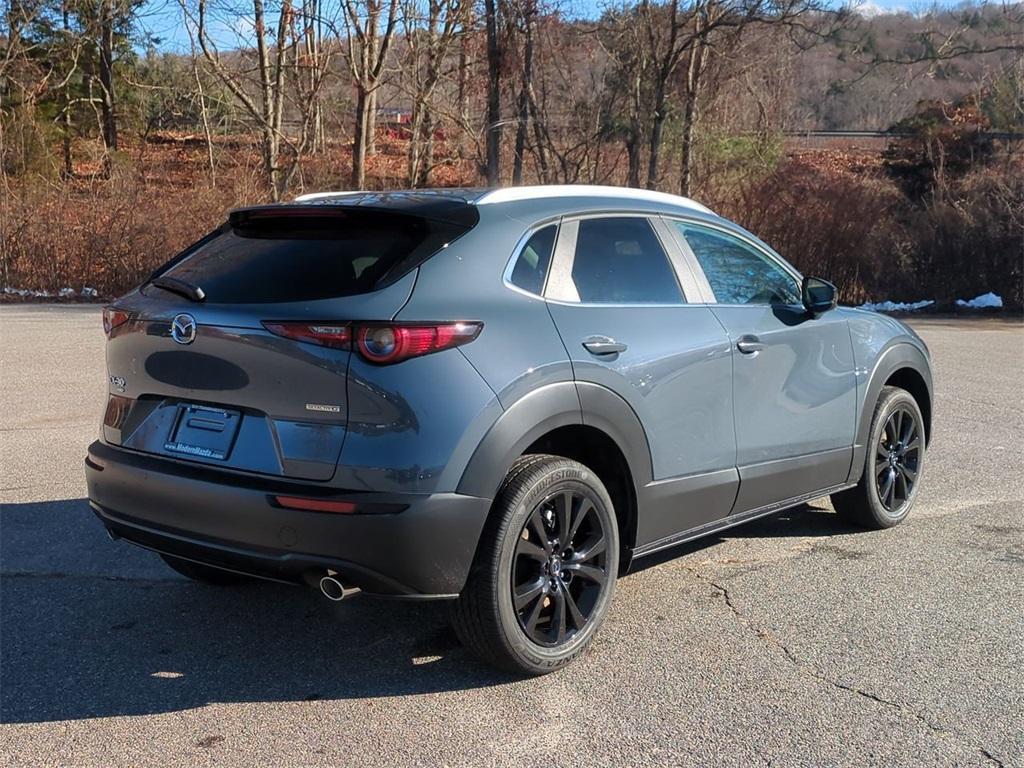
[319,574,357,602]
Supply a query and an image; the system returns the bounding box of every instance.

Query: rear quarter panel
[396,209,575,407]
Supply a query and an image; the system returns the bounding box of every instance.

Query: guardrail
[783,130,1023,140]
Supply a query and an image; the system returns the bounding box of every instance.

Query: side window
[509,225,557,295]
[676,223,801,306]
[569,217,683,304]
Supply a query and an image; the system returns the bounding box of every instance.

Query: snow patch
[3,286,53,298]
[955,292,1003,309]
[860,299,934,313]
[3,286,103,299]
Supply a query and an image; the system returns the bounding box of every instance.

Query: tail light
[102,307,131,337]
[356,323,482,364]
[261,322,352,349]
[262,321,482,364]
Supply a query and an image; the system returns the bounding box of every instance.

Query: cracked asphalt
[1,306,1022,767]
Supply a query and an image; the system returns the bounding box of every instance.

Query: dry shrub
[1,165,263,297]
[715,154,1023,310]
[0,131,478,299]
[2,132,1019,309]
[906,168,1024,309]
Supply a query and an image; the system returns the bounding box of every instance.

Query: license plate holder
[164,404,241,461]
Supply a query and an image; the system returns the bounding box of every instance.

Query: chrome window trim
[544,212,688,306]
[546,219,580,302]
[501,217,563,299]
[649,215,705,303]
[663,216,804,306]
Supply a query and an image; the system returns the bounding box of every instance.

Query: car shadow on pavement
[1,496,859,724]
[627,502,862,574]
[0,498,516,724]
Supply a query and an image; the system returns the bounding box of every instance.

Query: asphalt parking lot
[1,305,1021,767]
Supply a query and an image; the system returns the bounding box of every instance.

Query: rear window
[154,209,471,304]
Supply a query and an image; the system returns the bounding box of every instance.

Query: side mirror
[802,276,837,315]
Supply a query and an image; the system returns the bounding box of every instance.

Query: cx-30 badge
[170,313,197,345]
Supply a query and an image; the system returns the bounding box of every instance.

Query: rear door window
[155,209,470,304]
[565,217,683,304]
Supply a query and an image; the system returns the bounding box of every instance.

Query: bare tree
[510,0,539,184]
[400,0,468,186]
[598,3,651,187]
[483,0,503,183]
[301,0,326,153]
[525,19,620,185]
[343,0,400,188]
[96,0,117,150]
[194,0,332,199]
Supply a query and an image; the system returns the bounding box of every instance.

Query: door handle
[582,336,628,355]
[736,335,764,354]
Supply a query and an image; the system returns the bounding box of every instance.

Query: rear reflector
[103,394,132,429]
[274,496,358,514]
[272,495,408,515]
[262,321,482,364]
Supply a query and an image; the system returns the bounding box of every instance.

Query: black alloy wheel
[874,405,921,514]
[512,489,610,647]
[832,385,926,529]
[451,454,620,675]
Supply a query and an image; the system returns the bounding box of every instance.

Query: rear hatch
[102,204,474,481]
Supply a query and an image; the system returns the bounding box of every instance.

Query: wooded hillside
[2,1,1022,307]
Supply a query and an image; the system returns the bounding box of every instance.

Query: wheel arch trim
[849,342,933,484]
[456,381,654,503]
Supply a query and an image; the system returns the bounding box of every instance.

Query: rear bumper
[85,441,491,598]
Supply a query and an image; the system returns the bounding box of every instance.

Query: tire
[451,454,620,675]
[160,554,248,585]
[832,385,926,529]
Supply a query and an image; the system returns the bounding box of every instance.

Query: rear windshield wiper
[148,276,206,303]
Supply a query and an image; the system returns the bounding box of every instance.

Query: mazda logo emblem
[170,313,197,345]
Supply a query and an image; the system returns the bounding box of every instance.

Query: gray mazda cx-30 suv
[85,185,933,674]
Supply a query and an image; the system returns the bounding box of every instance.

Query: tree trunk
[626,127,642,188]
[512,1,536,185]
[527,88,549,183]
[61,0,73,178]
[252,0,281,199]
[484,0,501,184]
[645,0,680,190]
[352,86,370,188]
[457,25,470,126]
[679,40,706,197]
[623,63,645,189]
[193,55,216,186]
[407,97,426,186]
[418,110,435,187]
[366,87,377,156]
[270,0,290,199]
[98,0,117,152]
[646,81,667,190]
[304,0,324,154]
